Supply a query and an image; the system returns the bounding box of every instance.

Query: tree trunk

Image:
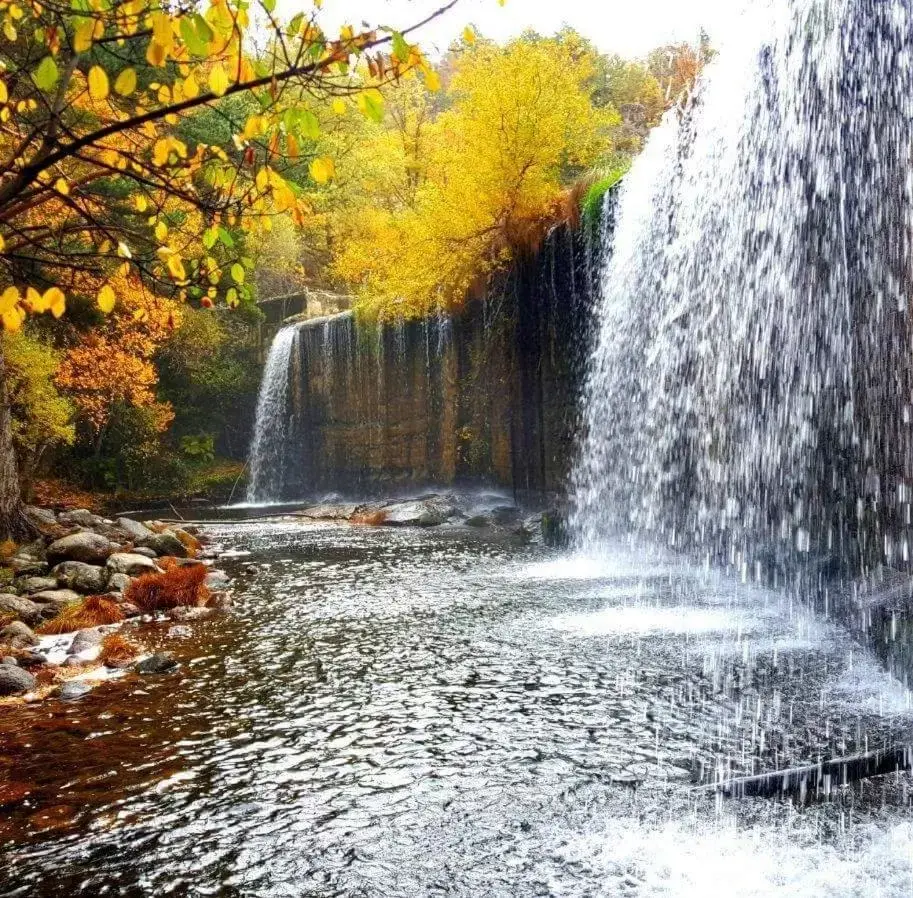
[0,341,33,541]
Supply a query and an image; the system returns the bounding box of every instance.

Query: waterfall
[572,0,913,579]
[246,325,299,504]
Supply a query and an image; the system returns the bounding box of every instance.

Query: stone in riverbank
[381,498,457,527]
[0,594,43,626]
[47,531,121,565]
[15,576,59,595]
[58,681,93,701]
[137,531,188,558]
[135,653,178,674]
[0,621,38,650]
[0,664,36,696]
[116,517,155,543]
[107,553,159,576]
[30,589,81,611]
[53,561,108,594]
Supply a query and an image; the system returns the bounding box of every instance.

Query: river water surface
[3,522,913,896]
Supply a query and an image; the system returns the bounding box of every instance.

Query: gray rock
[120,602,142,618]
[31,589,81,611]
[298,503,359,521]
[24,506,57,528]
[137,531,188,558]
[0,621,38,650]
[0,593,43,626]
[116,517,155,543]
[131,547,159,559]
[47,531,120,565]
[106,553,158,576]
[58,509,105,528]
[168,606,213,621]
[7,557,49,576]
[491,505,522,526]
[53,561,108,594]
[0,665,36,695]
[58,681,93,701]
[205,570,230,589]
[69,628,104,655]
[13,650,46,669]
[108,573,132,594]
[465,515,491,528]
[17,540,48,562]
[15,576,59,595]
[382,498,456,527]
[135,652,178,674]
[1,656,15,666]
[208,592,232,610]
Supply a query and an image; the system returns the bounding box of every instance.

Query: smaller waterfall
[246,325,299,504]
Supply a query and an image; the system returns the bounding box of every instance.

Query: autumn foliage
[99,634,141,667]
[38,596,125,634]
[125,564,210,612]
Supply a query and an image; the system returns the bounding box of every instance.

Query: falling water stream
[5,1,913,893]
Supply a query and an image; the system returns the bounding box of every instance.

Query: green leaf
[192,14,213,46]
[230,263,245,284]
[217,226,235,248]
[287,12,303,37]
[202,227,218,250]
[261,0,276,13]
[392,31,410,63]
[180,16,208,56]
[33,56,59,91]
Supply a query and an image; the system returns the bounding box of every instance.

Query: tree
[0,0,457,535]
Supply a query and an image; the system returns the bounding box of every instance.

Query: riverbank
[0,505,234,703]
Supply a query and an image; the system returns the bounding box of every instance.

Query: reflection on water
[1,522,913,896]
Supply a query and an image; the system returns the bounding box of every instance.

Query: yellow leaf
[24,287,42,312]
[463,26,476,44]
[74,20,94,52]
[0,286,19,314]
[117,241,132,259]
[3,21,16,42]
[49,290,66,318]
[183,73,199,99]
[87,65,109,100]
[134,194,147,212]
[54,177,69,195]
[424,69,441,92]
[114,67,136,96]
[2,309,22,331]
[153,138,170,166]
[97,284,116,313]
[166,253,186,281]
[309,156,335,184]
[209,63,228,97]
[332,98,346,115]
[0,233,5,253]
[146,39,166,67]
[154,220,168,241]
[42,287,64,315]
[0,82,7,105]
[255,167,269,192]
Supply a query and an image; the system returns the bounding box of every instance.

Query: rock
[14,576,59,595]
[1,656,15,665]
[465,515,491,528]
[137,531,188,558]
[13,651,46,669]
[0,665,36,696]
[31,589,81,612]
[17,540,48,562]
[7,557,49,577]
[47,531,120,565]
[298,503,359,521]
[382,498,457,527]
[131,547,159,559]
[491,505,522,526]
[120,602,142,618]
[135,653,178,674]
[168,625,193,638]
[0,621,38,650]
[108,573,132,594]
[58,509,105,529]
[115,517,155,543]
[53,561,108,594]
[0,594,43,626]
[207,592,232,610]
[69,628,104,655]
[205,570,230,589]
[58,681,93,701]
[106,553,158,576]
[168,606,213,621]
[24,506,57,528]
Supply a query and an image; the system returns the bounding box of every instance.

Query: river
[2,521,913,896]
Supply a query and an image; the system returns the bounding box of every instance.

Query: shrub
[99,634,140,667]
[125,564,210,612]
[37,596,125,634]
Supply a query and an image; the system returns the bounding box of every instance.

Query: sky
[313,0,743,59]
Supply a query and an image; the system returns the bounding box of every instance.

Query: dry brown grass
[99,633,140,667]
[174,529,202,557]
[125,564,210,613]
[0,540,18,561]
[37,596,124,634]
[351,510,388,526]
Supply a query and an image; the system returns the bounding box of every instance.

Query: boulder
[137,531,188,558]
[120,602,142,618]
[205,570,230,589]
[31,589,81,612]
[23,506,57,529]
[58,681,93,701]
[465,515,491,528]
[298,503,359,521]
[7,557,49,577]
[69,628,104,655]
[491,505,522,526]
[15,576,59,595]
[116,517,155,543]
[106,553,158,576]
[58,509,105,529]
[206,592,232,610]
[0,665,36,695]
[131,547,159,559]
[0,621,38,650]
[135,652,178,674]
[108,574,132,594]
[13,650,46,669]
[0,594,43,626]
[168,625,193,638]
[382,498,456,527]
[53,561,108,594]
[47,531,120,565]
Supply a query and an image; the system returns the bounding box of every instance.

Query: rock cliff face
[273,202,615,501]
